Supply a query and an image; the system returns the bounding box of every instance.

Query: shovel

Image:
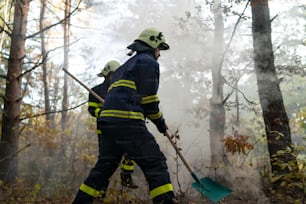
[164,130,232,203]
[63,68,232,203]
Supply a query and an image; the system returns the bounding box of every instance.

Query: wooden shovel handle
[63,68,195,174]
[63,68,105,104]
[165,130,195,173]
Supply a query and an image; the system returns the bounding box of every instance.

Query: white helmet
[97,60,120,77]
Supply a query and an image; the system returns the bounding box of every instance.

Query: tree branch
[0,15,13,36]
[25,0,82,39]
[223,61,257,105]
[218,0,251,70]
[0,144,31,163]
[19,101,87,121]
[19,37,82,78]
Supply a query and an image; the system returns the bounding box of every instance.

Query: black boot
[120,171,138,189]
[154,198,179,204]
[152,191,178,204]
[72,190,94,204]
[153,198,179,204]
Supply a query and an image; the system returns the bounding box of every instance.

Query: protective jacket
[88,80,135,171]
[96,51,174,203]
[88,80,110,134]
[88,81,109,117]
[73,53,174,204]
[99,52,165,129]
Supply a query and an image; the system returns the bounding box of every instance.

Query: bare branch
[0,144,31,163]
[19,101,87,121]
[270,13,280,22]
[0,74,6,79]
[223,61,257,105]
[26,1,82,39]
[218,0,251,70]
[0,15,13,36]
[19,37,82,78]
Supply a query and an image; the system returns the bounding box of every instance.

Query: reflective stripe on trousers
[79,183,102,198]
[149,183,174,199]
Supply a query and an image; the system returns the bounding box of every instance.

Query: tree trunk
[0,0,10,64]
[61,0,71,130]
[58,0,71,180]
[0,0,30,183]
[40,0,52,124]
[251,0,298,189]
[209,0,226,168]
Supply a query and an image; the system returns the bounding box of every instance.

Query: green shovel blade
[192,177,232,203]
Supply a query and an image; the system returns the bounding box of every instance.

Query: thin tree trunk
[251,0,298,189]
[40,0,52,124]
[0,0,30,183]
[61,0,71,130]
[235,83,240,126]
[0,0,10,62]
[58,0,71,180]
[209,0,226,168]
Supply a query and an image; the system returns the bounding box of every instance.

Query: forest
[0,0,305,203]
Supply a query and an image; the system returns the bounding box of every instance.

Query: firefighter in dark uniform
[72,28,176,204]
[72,61,138,204]
[87,60,138,189]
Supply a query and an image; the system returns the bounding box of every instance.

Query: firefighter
[87,60,138,189]
[72,28,176,204]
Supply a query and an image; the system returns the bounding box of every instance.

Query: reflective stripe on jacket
[88,81,110,118]
[100,52,163,123]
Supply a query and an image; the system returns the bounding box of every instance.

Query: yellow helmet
[136,28,170,50]
[97,60,120,77]
[127,28,170,54]
[137,28,169,50]
[126,28,170,56]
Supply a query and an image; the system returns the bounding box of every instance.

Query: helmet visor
[158,42,170,50]
[97,72,104,77]
[127,41,154,52]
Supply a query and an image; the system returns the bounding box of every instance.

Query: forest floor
[1,177,305,204]
[0,194,304,204]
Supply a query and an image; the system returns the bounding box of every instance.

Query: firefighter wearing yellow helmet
[97,60,120,77]
[73,60,138,203]
[93,60,138,187]
[127,28,170,57]
[73,29,176,204]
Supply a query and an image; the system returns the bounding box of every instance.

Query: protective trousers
[72,122,175,204]
[72,134,108,204]
[121,153,135,172]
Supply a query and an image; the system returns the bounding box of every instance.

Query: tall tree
[0,0,30,183]
[209,0,226,168]
[0,0,11,63]
[58,0,72,179]
[0,0,13,108]
[61,0,71,130]
[40,0,52,124]
[251,0,298,190]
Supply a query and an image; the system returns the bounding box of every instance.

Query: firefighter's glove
[153,117,168,134]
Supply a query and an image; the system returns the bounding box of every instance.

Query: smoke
[75,0,264,199]
[19,0,303,202]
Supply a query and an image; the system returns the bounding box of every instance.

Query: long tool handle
[63,68,200,181]
[165,130,195,174]
[165,131,203,184]
[63,68,105,104]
